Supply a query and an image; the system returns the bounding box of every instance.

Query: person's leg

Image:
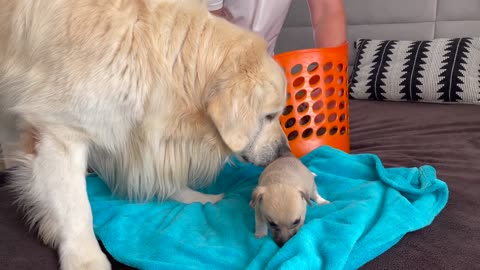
[223,0,293,55]
[307,0,347,48]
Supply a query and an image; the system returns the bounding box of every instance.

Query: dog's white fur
[250,153,329,247]
[0,0,289,269]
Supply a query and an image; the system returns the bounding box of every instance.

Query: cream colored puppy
[250,153,329,247]
[0,0,290,269]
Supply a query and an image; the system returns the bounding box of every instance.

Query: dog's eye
[268,221,278,228]
[265,113,277,121]
[292,218,301,226]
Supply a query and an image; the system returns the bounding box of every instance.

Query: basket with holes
[273,42,350,158]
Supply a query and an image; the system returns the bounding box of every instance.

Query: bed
[276,0,480,268]
[1,0,480,269]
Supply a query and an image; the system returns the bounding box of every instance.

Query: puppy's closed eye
[292,218,301,226]
[268,221,279,230]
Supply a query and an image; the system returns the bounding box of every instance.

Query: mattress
[1,99,479,269]
[349,100,480,269]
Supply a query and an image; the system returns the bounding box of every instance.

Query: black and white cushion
[348,38,480,104]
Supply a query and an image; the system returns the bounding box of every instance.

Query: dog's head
[249,184,311,247]
[206,35,290,167]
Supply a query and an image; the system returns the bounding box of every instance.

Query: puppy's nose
[274,239,285,248]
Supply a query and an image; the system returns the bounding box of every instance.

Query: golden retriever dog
[0,0,290,269]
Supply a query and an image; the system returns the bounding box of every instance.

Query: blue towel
[87,146,448,270]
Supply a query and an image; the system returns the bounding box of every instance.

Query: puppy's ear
[207,81,259,153]
[300,190,312,206]
[249,186,266,208]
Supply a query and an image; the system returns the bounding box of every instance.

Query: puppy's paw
[315,198,330,205]
[60,240,111,270]
[313,193,330,205]
[255,231,267,239]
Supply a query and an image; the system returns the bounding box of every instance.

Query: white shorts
[208,0,294,55]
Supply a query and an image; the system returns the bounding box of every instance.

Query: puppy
[0,0,289,269]
[250,152,329,247]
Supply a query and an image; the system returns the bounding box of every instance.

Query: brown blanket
[1,100,479,269]
[350,100,480,270]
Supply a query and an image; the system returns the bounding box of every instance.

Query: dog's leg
[171,187,224,204]
[254,209,268,238]
[310,182,329,205]
[11,132,110,270]
[311,191,329,205]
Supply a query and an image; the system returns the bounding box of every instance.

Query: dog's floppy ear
[300,190,312,206]
[249,186,266,208]
[207,82,259,153]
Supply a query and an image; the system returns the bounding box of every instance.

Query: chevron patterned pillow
[348,38,480,104]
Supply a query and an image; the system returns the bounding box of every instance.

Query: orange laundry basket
[273,42,350,158]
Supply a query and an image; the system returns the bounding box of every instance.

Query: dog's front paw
[255,231,268,239]
[204,193,224,204]
[315,198,330,205]
[171,188,224,204]
[60,251,110,270]
[60,241,111,270]
[313,193,330,205]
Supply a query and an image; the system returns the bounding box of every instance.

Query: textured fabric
[349,38,480,104]
[2,100,480,269]
[276,0,480,68]
[207,0,223,11]
[3,0,480,267]
[86,146,448,270]
[435,21,480,39]
[345,0,437,25]
[222,0,293,55]
[348,100,480,270]
[437,0,480,21]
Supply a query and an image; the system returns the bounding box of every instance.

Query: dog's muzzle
[272,229,297,247]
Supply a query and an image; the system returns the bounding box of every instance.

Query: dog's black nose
[277,143,292,158]
[241,155,249,162]
[274,239,285,248]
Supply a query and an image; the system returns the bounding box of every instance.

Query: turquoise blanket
[87,146,448,270]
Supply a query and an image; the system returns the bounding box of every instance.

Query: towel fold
[87,146,448,270]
